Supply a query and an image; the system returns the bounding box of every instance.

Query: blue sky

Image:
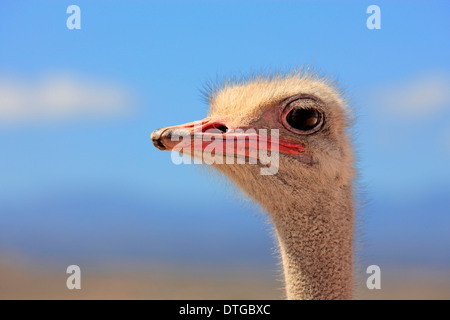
[0,1,449,269]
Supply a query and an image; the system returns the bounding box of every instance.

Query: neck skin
[218,161,355,300]
[270,183,354,300]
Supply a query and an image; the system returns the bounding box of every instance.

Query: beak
[150,117,304,158]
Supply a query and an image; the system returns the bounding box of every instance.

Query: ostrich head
[151,72,355,299]
[151,72,354,217]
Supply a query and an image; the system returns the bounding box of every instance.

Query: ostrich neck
[268,182,354,300]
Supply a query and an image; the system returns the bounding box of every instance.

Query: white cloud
[0,72,136,124]
[376,73,450,117]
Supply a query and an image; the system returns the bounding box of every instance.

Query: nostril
[214,124,228,133]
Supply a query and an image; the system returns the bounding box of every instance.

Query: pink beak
[151,117,304,158]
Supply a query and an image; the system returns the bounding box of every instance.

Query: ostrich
[151,71,355,300]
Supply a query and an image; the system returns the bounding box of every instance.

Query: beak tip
[151,128,168,151]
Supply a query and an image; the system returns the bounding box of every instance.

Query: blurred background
[0,1,449,299]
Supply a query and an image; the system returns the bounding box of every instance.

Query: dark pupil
[286,108,320,131]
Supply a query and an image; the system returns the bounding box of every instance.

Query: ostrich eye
[286,108,321,131]
[284,107,324,134]
[281,96,325,134]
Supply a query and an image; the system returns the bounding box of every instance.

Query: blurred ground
[1,257,449,300]
[0,257,281,300]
